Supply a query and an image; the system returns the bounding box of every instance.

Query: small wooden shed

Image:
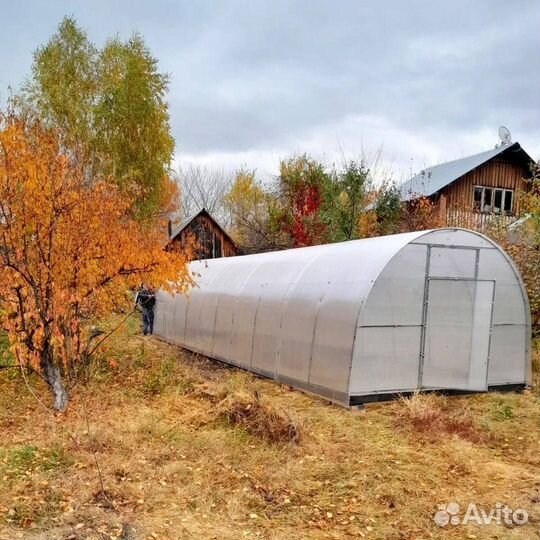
[168,208,238,259]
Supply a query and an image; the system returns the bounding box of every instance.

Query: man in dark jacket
[136,285,156,335]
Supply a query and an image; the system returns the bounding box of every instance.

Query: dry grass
[0,314,538,540]
[393,393,487,443]
[217,391,303,444]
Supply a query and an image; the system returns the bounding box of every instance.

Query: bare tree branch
[174,164,233,226]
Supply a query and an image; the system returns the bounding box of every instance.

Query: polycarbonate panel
[423,279,473,389]
[194,262,232,351]
[429,247,476,278]
[309,242,406,391]
[153,291,167,338]
[194,291,220,351]
[276,236,417,386]
[469,281,495,389]
[153,227,530,405]
[276,250,346,382]
[488,325,528,384]
[478,248,526,325]
[276,281,321,382]
[185,262,225,352]
[250,283,290,375]
[163,294,177,342]
[158,291,186,344]
[349,326,422,393]
[422,279,492,391]
[358,243,427,326]
[212,261,262,363]
[412,229,493,248]
[251,259,313,374]
[308,287,359,392]
[229,281,261,368]
[169,293,188,345]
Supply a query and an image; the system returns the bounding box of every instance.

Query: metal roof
[397,142,530,201]
[169,212,199,239]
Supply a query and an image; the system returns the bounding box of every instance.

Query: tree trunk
[42,360,69,412]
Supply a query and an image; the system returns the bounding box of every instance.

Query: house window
[503,191,513,214]
[473,186,513,215]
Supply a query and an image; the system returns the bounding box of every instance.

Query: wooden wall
[171,214,238,259]
[440,157,530,215]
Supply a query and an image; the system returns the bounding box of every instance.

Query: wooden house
[168,208,238,259]
[398,142,535,229]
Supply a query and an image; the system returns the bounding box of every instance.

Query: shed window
[473,186,513,215]
[214,234,222,258]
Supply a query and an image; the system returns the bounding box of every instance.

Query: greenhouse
[154,228,532,406]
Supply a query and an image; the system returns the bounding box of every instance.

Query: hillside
[0,316,538,540]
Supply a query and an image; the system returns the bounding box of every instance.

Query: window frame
[473,185,514,215]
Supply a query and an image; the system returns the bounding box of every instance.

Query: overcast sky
[1,0,539,182]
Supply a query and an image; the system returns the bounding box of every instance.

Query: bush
[217,391,302,444]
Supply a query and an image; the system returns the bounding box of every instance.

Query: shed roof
[398,142,534,201]
[169,208,237,248]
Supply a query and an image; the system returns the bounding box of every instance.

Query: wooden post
[438,194,447,226]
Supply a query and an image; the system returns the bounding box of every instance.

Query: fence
[444,209,517,231]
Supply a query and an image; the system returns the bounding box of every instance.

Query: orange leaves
[0,114,192,392]
[400,196,444,232]
[357,211,379,239]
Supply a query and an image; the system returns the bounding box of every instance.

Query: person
[135,285,156,335]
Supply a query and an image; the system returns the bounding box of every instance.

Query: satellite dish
[498,126,512,146]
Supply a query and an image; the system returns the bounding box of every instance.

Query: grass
[0,314,538,539]
[217,390,303,444]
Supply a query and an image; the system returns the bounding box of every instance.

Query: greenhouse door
[421,278,494,391]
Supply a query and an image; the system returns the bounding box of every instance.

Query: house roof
[169,208,237,248]
[398,142,534,201]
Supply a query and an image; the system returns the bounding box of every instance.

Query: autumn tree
[225,157,392,250]
[468,163,540,334]
[400,195,444,232]
[274,156,330,247]
[22,16,175,220]
[94,35,175,218]
[0,114,192,410]
[371,181,402,236]
[324,160,373,242]
[25,16,97,155]
[523,160,540,242]
[224,170,284,253]
[500,160,540,334]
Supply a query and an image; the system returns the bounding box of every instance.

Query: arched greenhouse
[154,228,531,406]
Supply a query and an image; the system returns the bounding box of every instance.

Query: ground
[0,316,539,540]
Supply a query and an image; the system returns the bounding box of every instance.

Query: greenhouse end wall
[154,228,531,406]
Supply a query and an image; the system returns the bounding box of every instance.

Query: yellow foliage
[223,170,277,252]
[357,211,379,238]
[0,115,192,385]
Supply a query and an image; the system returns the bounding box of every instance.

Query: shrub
[217,391,302,444]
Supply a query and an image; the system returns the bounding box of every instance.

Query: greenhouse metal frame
[154,228,531,406]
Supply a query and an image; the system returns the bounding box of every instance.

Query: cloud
[175,112,534,184]
[2,0,539,180]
